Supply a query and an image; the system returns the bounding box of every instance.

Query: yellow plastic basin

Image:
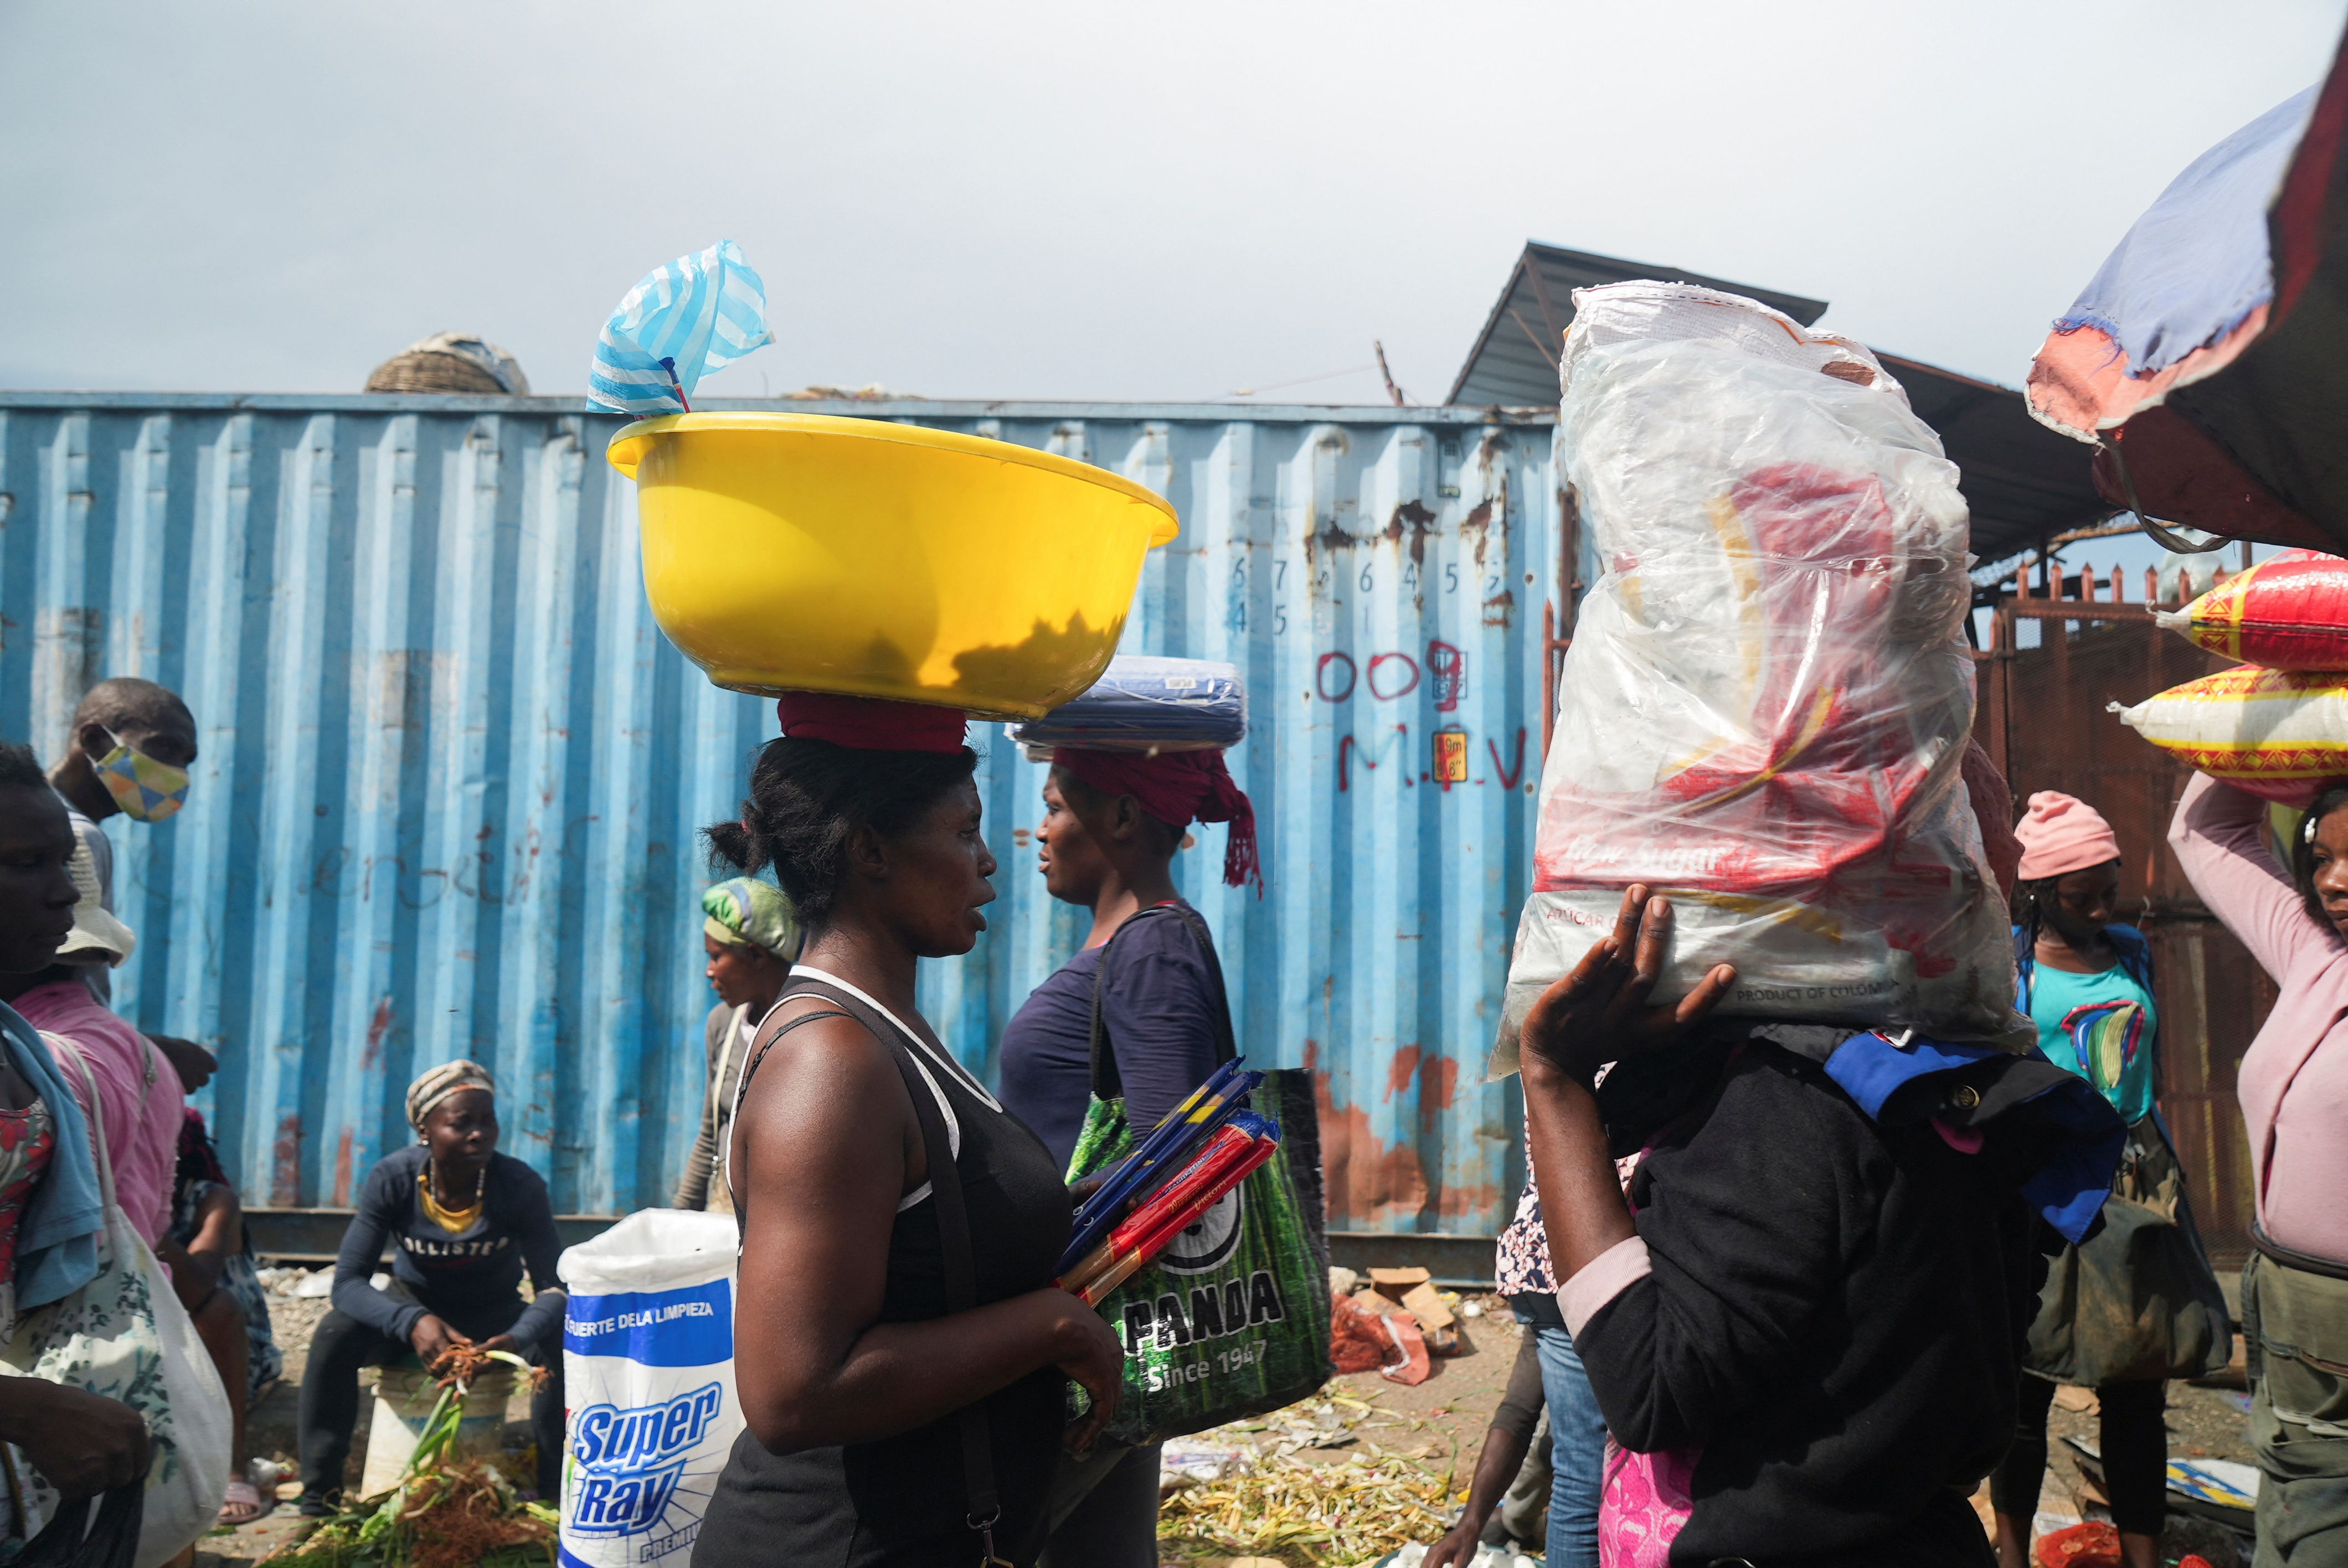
[609,412,1177,718]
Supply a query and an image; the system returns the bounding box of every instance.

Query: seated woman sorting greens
[699,694,1122,1568]
[296,1061,567,1510]
[1517,881,2124,1567]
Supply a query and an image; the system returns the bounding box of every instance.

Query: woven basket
[363,350,510,395]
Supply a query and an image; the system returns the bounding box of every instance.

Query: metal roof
[1445,241,1830,407]
[1872,354,2117,569]
[1444,242,2113,567]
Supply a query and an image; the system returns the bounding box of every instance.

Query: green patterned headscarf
[703,876,800,962]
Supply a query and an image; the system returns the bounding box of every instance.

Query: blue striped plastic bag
[588,240,773,416]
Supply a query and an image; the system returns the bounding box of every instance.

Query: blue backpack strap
[2104,924,2156,994]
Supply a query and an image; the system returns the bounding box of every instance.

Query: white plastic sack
[559,1209,743,1568]
[1494,283,2022,1075]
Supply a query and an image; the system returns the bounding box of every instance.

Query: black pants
[1990,1374,2167,1535]
[297,1290,564,1503]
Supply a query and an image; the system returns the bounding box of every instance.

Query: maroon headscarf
[1053,747,1262,894]
[775,692,967,752]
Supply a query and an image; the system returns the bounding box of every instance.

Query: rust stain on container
[1417,1056,1460,1133]
[271,1114,303,1208]
[333,1128,355,1208]
[1384,1045,1423,1101]
[1314,1067,1430,1229]
[1459,499,1495,565]
[1386,499,1438,566]
[361,996,393,1070]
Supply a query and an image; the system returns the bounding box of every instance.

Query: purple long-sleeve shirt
[2170,774,2348,1267]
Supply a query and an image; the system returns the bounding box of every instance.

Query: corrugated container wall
[0,394,1575,1230]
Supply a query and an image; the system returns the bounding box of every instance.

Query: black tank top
[698,970,1074,1568]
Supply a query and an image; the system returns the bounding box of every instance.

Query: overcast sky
[4,1,2343,407]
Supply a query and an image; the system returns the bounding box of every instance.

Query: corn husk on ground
[1157,1389,1460,1566]
[264,1349,557,1568]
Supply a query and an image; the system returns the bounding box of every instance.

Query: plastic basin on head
[608,412,1178,718]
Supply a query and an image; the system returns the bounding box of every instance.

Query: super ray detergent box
[559,1210,742,1568]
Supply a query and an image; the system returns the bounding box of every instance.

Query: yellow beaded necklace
[418,1163,485,1235]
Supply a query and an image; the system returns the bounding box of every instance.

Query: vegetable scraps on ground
[1157,1389,1460,1566]
[265,1348,556,1568]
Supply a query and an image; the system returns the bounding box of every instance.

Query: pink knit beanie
[2013,791,2122,881]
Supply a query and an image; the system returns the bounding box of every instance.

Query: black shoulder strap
[1088,900,1239,1101]
[784,976,1004,1548]
[733,1004,854,1110]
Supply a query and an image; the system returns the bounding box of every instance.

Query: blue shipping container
[0,393,1574,1232]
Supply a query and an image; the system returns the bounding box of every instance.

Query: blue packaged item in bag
[559,1210,743,1568]
[1008,656,1246,753]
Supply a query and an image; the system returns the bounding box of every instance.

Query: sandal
[217,1479,267,1527]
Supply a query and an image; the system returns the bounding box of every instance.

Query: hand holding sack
[1496,282,2023,1071]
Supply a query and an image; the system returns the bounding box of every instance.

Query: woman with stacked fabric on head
[1990,792,2230,1568]
[674,876,801,1214]
[700,694,1122,1568]
[996,739,1259,1568]
[2171,774,2348,1566]
[296,1061,567,1512]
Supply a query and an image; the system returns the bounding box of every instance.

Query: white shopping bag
[559,1209,742,1568]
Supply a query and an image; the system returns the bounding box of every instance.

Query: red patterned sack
[2169,548,2348,669]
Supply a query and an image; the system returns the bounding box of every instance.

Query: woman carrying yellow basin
[608,396,1177,1565]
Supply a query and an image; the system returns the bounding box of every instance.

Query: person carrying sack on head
[674,877,801,1214]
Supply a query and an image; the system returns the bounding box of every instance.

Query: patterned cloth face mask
[93,728,190,822]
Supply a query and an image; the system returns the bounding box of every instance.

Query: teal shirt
[2027,960,2159,1125]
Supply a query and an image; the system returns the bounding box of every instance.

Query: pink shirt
[11,982,184,1249]
[2170,775,2348,1266]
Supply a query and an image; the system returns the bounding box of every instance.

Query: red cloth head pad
[1052,747,1261,893]
[775,692,967,754]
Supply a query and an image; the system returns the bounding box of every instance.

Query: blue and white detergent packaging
[558,1210,742,1568]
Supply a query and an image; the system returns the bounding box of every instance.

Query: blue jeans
[1512,1293,1608,1568]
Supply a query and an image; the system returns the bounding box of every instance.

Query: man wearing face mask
[42,679,216,1095]
[45,679,199,936]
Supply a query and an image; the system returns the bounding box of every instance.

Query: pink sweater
[2170,775,2348,1266]
[11,982,185,1249]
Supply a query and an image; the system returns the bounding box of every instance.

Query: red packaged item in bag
[1495,283,2025,1072]
[1327,1294,1430,1384]
[2166,548,2348,670]
[2032,1520,2120,1567]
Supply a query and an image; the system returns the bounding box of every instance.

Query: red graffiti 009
[1314,641,1466,704]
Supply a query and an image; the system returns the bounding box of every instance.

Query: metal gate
[1975,566,2267,1265]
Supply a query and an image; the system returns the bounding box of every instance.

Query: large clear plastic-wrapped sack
[1492,283,2025,1076]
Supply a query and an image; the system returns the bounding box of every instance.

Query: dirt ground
[1156,1291,2261,1567]
[201,1275,2257,1567]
